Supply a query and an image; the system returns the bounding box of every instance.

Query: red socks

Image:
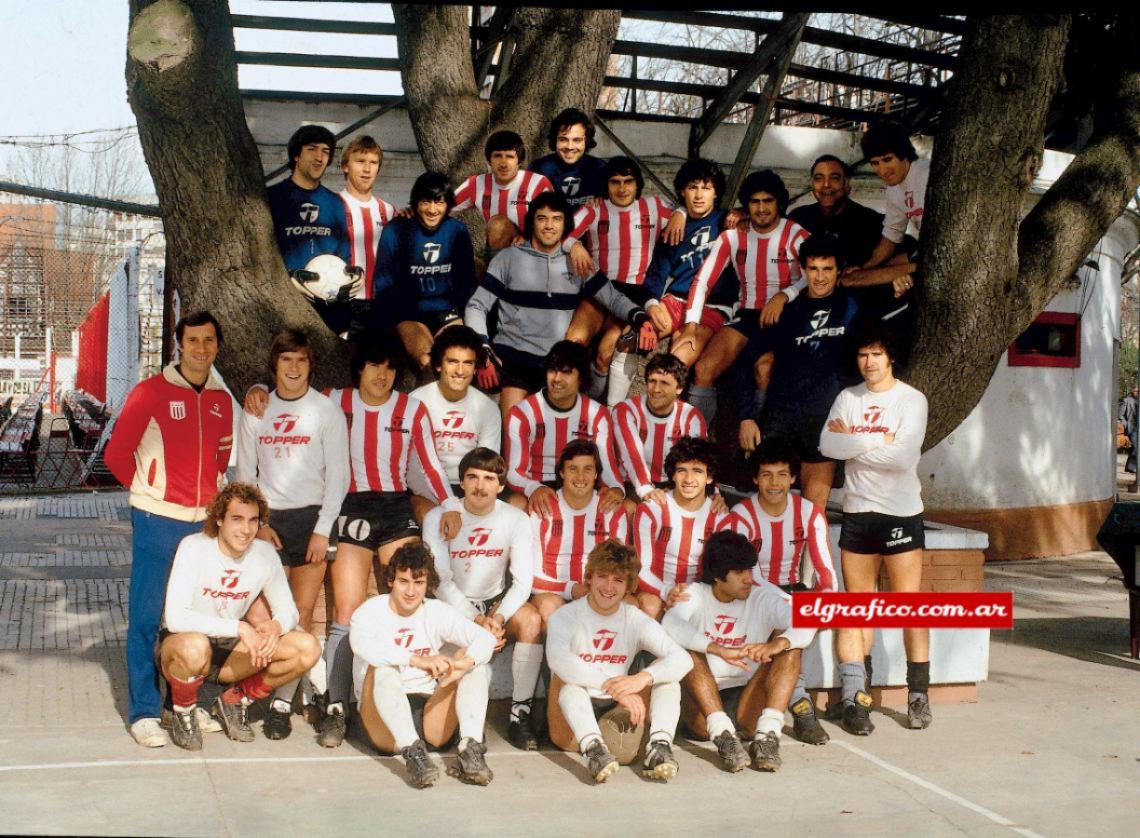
[167,674,203,708]
[221,673,273,705]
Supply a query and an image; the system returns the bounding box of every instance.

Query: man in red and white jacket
[104,311,234,748]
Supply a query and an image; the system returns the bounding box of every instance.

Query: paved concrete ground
[2,490,1138,837]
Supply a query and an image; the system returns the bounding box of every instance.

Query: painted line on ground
[834,740,1045,838]
[1093,651,1140,666]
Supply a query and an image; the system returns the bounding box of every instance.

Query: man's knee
[164,633,211,673]
[288,631,323,670]
[509,604,543,643]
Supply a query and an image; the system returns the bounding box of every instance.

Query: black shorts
[779,582,810,595]
[761,409,830,464]
[410,309,462,335]
[469,590,507,617]
[268,505,322,568]
[336,491,420,551]
[839,511,925,556]
[725,309,777,354]
[493,343,547,394]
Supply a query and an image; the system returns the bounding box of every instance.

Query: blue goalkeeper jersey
[529,153,608,209]
[374,216,476,322]
[643,210,739,307]
[266,178,350,271]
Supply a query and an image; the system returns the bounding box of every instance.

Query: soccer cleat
[169,707,203,751]
[641,740,680,782]
[907,692,933,730]
[161,706,221,734]
[584,739,620,784]
[790,698,830,745]
[749,732,782,772]
[315,703,347,748]
[213,696,255,743]
[263,700,293,741]
[507,703,540,751]
[712,730,749,772]
[305,690,330,726]
[841,691,875,736]
[130,717,167,748]
[401,739,440,788]
[449,738,494,786]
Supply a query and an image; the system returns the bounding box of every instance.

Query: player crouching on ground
[663,531,815,773]
[160,483,321,751]
[350,542,497,787]
[546,540,693,783]
[423,448,544,750]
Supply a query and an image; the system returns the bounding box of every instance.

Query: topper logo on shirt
[441,410,464,429]
[905,190,915,210]
[852,405,889,434]
[810,310,830,331]
[299,203,320,223]
[592,629,616,651]
[714,615,737,634]
[209,403,223,420]
[220,569,241,589]
[395,628,415,648]
[468,528,491,547]
[423,242,441,264]
[273,414,299,434]
[772,248,797,265]
[169,401,186,421]
[690,225,712,248]
[864,407,884,426]
[562,176,581,197]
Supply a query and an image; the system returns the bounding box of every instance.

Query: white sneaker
[196,706,222,734]
[130,717,167,748]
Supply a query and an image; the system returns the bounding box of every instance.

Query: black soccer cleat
[641,740,680,782]
[315,703,347,748]
[790,697,830,745]
[712,730,749,772]
[449,738,493,786]
[169,706,202,751]
[841,691,875,736]
[213,697,254,743]
[508,703,540,751]
[263,700,293,741]
[401,739,440,788]
[749,732,782,772]
[584,740,620,784]
[907,691,933,730]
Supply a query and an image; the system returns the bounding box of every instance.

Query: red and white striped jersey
[685,217,809,323]
[722,493,836,591]
[612,396,707,497]
[505,392,622,497]
[635,494,729,597]
[453,169,553,229]
[531,491,629,599]
[339,191,396,295]
[565,197,674,286]
[326,387,453,503]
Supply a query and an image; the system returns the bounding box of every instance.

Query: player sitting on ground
[234,329,349,740]
[317,339,458,749]
[563,156,686,404]
[349,542,497,787]
[681,170,809,426]
[663,530,816,772]
[546,539,693,783]
[338,134,396,342]
[465,191,654,422]
[633,436,730,621]
[612,354,706,506]
[408,326,502,522]
[374,172,476,378]
[504,340,625,517]
[529,107,608,210]
[422,448,544,751]
[722,437,836,745]
[160,483,321,751]
[453,129,553,253]
[819,323,931,734]
[530,439,630,625]
[644,158,742,366]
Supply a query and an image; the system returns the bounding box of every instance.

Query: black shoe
[907,691,933,730]
[169,706,202,751]
[641,740,679,782]
[712,730,749,772]
[748,732,782,772]
[584,740,619,784]
[305,690,330,726]
[841,691,875,736]
[315,702,347,748]
[449,738,493,785]
[213,697,254,743]
[401,739,440,788]
[263,700,293,741]
[790,698,830,745]
[507,703,539,751]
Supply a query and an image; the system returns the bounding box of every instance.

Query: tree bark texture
[911,14,1140,447]
[126,0,348,397]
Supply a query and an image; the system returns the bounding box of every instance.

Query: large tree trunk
[126,0,347,397]
[911,14,1140,447]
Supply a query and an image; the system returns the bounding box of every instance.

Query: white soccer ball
[291,254,361,302]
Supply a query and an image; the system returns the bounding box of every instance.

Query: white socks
[510,643,543,721]
[706,710,734,739]
[755,707,784,739]
[371,667,419,750]
[455,663,490,743]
